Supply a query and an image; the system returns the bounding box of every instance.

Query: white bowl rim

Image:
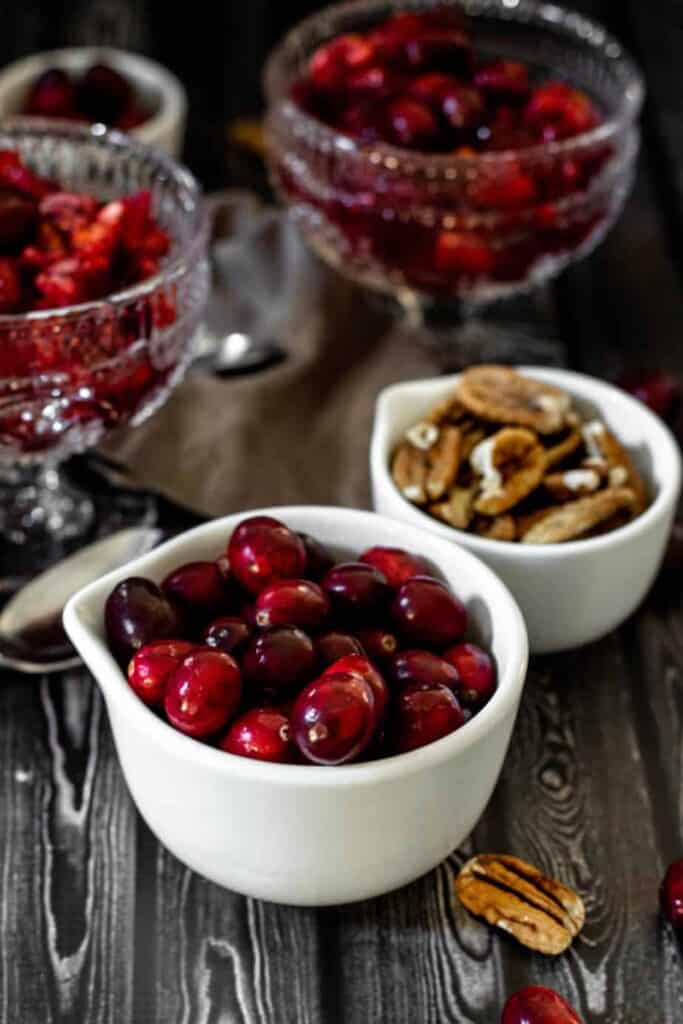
[64,505,528,788]
[372,365,682,559]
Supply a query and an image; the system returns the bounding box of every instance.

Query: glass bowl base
[0,463,94,545]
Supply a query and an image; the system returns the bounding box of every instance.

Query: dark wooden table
[2,2,683,1022]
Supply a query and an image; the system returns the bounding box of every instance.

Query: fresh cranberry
[292,671,376,765]
[359,546,429,588]
[323,653,389,723]
[524,81,599,140]
[26,67,77,118]
[0,258,21,314]
[346,65,398,95]
[254,578,330,631]
[474,60,530,101]
[391,681,464,753]
[355,627,398,664]
[0,150,55,200]
[221,707,295,763]
[164,649,242,738]
[441,84,484,133]
[501,986,583,1024]
[404,29,473,79]
[471,167,537,209]
[391,577,467,648]
[202,615,251,656]
[105,577,183,664]
[391,649,459,692]
[162,560,229,626]
[322,562,391,622]
[127,639,196,707]
[77,63,132,124]
[297,532,335,580]
[435,230,494,276]
[408,72,458,107]
[338,97,388,143]
[242,626,316,696]
[660,858,683,927]
[386,97,438,148]
[227,515,306,594]
[316,630,365,667]
[309,34,376,90]
[443,643,496,705]
[615,369,681,422]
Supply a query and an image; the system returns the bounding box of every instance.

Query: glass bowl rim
[0,117,208,325]
[263,0,645,169]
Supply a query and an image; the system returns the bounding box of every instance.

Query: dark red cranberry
[359,545,429,588]
[434,230,494,276]
[615,369,681,422]
[660,858,683,927]
[386,97,438,148]
[338,97,388,143]
[164,649,242,738]
[227,515,306,595]
[322,562,390,622]
[441,84,484,133]
[408,72,458,107]
[26,67,77,118]
[242,626,316,696]
[202,615,251,656]
[391,682,464,753]
[162,560,229,626]
[471,165,536,209]
[0,189,38,248]
[355,627,398,664]
[297,532,335,580]
[105,576,183,664]
[309,33,376,90]
[443,643,496,705]
[127,639,196,707]
[391,577,467,648]
[221,707,295,763]
[254,578,330,631]
[77,63,132,124]
[323,653,389,723]
[292,671,376,765]
[501,986,583,1024]
[346,64,398,95]
[524,81,599,140]
[316,630,365,667]
[0,258,21,314]
[391,649,459,692]
[474,60,530,101]
[404,29,473,79]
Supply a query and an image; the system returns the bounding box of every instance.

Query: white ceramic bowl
[0,48,186,156]
[371,367,682,655]
[64,506,528,906]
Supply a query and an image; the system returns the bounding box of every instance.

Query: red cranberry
[227,515,306,595]
[435,231,494,276]
[386,97,438,148]
[322,562,390,622]
[127,639,195,707]
[404,29,473,79]
[474,60,530,101]
[297,532,335,580]
[242,626,316,696]
[0,258,21,314]
[408,72,458,107]
[26,67,77,118]
[292,671,376,765]
[391,649,459,692]
[77,63,132,124]
[443,643,495,705]
[254,578,330,631]
[441,84,484,133]
[105,576,183,664]
[202,615,251,656]
[524,81,599,140]
[323,653,389,723]
[501,986,583,1024]
[316,630,365,667]
[660,858,683,927]
[346,65,398,95]
[162,560,229,626]
[392,682,464,753]
[360,545,429,588]
[221,707,295,763]
[615,368,681,422]
[164,649,242,738]
[309,34,376,90]
[355,627,398,664]
[391,577,467,649]
[471,167,537,209]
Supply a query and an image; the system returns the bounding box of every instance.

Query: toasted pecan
[425,425,462,501]
[520,487,636,544]
[457,365,572,434]
[391,442,429,504]
[471,427,547,516]
[430,483,478,530]
[543,467,602,503]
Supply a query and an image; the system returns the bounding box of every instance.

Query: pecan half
[455,853,585,955]
[425,425,462,501]
[520,487,636,544]
[471,427,546,516]
[430,483,478,529]
[457,365,572,434]
[391,442,429,504]
[581,421,648,513]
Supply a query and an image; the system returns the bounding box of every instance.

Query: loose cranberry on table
[443,642,496,706]
[501,986,583,1024]
[127,639,196,707]
[105,577,182,664]
[391,681,464,753]
[391,576,467,649]
[292,670,376,765]
[164,649,242,738]
[221,707,296,764]
[227,516,306,594]
[660,858,683,927]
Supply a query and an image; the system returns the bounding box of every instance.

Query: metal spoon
[0,526,161,674]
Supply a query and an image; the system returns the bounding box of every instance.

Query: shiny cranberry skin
[474,60,530,101]
[392,682,464,753]
[359,546,429,588]
[392,577,467,649]
[164,649,242,738]
[309,33,375,90]
[127,639,195,707]
[323,653,389,723]
[615,368,681,422]
[202,615,251,656]
[162,560,228,625]
[77,63,132,124]
[387,97,438,148]
[26,67,76,118]
[660,858,683,927]
[254,578,330,631]
[242,626,316,696]
[105,577,183,664]
[391,649,459,692]
[501,986,582,1024]
[292,671,376,765]
[356,627,398,664]
[443,642,496,705]
[221,707,295,763]
[316,630,365,667]
[322,562,390,622]
[297,532,335,580]
[228,515,306,595]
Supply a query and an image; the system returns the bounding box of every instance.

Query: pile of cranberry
[24,62,146,132]
[105,515,496,765]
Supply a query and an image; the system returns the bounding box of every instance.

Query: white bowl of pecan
[371,365,682,653]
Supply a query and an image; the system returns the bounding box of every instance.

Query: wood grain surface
[1,2,683,1021]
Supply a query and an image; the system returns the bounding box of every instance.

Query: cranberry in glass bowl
[264,0,643,312]
[0,121,209,543]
